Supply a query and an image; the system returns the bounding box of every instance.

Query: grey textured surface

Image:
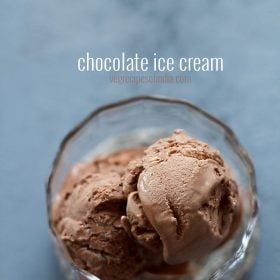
[1,1,280,279]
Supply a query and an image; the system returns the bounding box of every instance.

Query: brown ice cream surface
[52,130,242,279]
[133,130,241,264]
[52,148,154,280]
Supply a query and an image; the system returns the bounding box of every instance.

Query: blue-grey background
[1,1,280,279]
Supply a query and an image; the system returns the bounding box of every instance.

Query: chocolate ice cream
[51,130,242,280]
[122,130,242,264]
[51,148,155,280]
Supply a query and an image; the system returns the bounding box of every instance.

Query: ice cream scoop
[122,130,242,264]
[51,148,157,280]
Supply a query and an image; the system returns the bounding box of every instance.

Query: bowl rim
[46,95,259,279]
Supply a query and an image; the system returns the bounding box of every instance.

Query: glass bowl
[46,96,259,280]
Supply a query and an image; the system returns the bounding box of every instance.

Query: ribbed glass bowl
[47,96,259,280]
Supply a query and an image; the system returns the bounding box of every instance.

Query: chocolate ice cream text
[77,52,224,72]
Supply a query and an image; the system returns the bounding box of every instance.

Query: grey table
[1,1,280,279]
